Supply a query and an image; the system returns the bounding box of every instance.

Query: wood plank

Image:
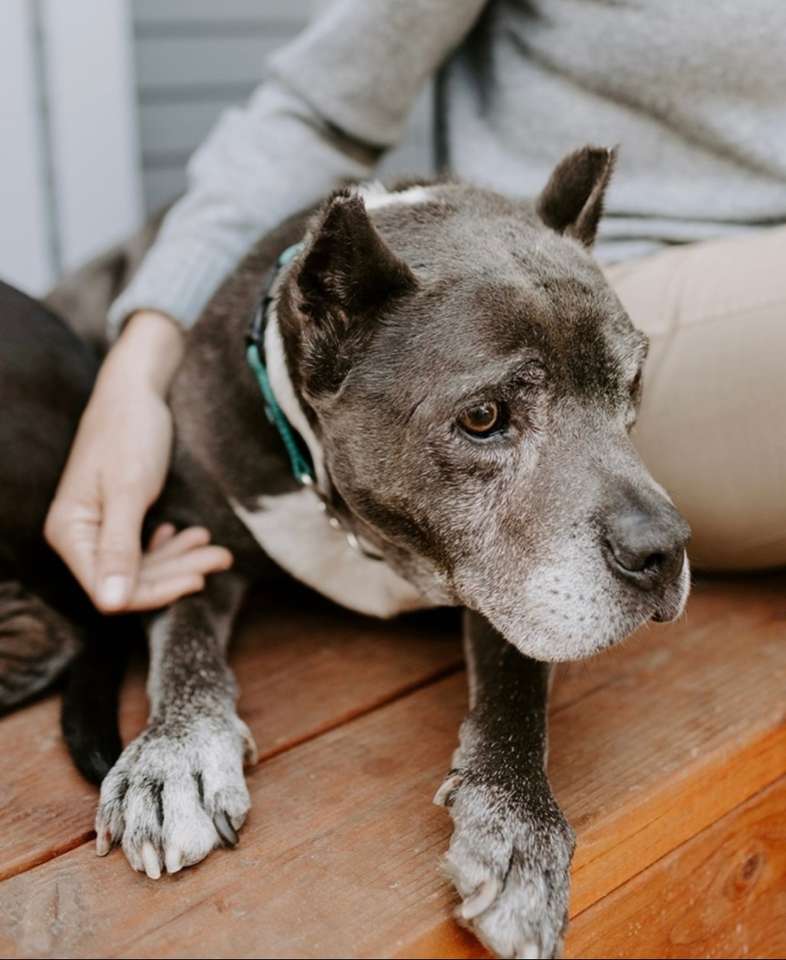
[5,675,465,959]
[403,775,786,960]
[0,582,462,884]
[566,776,786,959]
[395,579,786,958]
[552,571,786,710]
[557,577,786,915]
[1,575,784,959]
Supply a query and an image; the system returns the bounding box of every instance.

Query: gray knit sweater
[109,0,786,335]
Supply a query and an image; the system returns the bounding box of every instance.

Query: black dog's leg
[436,610,574,959]
[96,572,257,878]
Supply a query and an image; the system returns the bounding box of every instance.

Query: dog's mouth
[649,553,691,623]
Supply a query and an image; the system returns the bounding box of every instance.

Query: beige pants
[605,226,786,571]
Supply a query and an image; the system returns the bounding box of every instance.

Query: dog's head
[277,146,690,661]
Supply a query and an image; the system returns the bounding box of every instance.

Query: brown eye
[458,401,502,437]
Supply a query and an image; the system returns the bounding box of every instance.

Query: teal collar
[245,241,315,486]
[245,240,383,563]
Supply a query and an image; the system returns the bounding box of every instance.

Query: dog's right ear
[296,189,417,320]
[289,189,417,397]
[536,145,617,247]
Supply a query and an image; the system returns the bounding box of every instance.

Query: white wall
[0,0,435,296]
[41,0,143,272]
[0,0,143,296]
[0,1,53,293]
[132,0,435,215]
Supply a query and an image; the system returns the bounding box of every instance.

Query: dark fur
[0,283,133,776]
[0,147,689,957]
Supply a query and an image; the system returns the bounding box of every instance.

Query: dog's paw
[96,713,257,878]
[0,581,79,709]
[435,770,574,960]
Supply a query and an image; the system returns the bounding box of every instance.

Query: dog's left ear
[297,189,417,319]
[536,145,617,247]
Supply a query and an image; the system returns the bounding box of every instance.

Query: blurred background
[0,0,434,297]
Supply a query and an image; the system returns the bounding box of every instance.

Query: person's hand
[45,310,233,612]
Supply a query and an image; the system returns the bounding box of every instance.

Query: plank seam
[567,773,786,926]
[0,660,464,885]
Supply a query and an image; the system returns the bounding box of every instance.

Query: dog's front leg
[436,609,574,960]
[95,572,257,878]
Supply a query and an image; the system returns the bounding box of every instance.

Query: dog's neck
[263,299,328,492]
[233,268,432,619]
[261,273,385,561]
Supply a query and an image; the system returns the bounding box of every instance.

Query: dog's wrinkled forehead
[359,184,643,405]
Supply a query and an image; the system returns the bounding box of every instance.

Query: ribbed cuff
[106,234,242,339]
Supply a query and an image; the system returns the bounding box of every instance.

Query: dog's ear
[296,189,417,319]
[289,190,417,397]
[536,146,617,247]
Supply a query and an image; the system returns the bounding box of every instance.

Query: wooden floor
[1,574,785,959]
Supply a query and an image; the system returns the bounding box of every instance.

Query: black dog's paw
[96,713,257,877]
[0,581,79,710]
[435,770,574,960]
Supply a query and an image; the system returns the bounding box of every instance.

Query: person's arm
[108,0,487,335]
[47,0,487,613]
[45,310,234,611]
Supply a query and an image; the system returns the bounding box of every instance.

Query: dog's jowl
[0,146,690,960]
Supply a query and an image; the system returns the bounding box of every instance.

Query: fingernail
[98,575,129,609]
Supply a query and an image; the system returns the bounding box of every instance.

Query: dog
[0,146,690,959]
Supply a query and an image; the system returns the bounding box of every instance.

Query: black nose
[603,498,690,590]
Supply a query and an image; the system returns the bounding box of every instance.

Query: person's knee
[679,500,786,573]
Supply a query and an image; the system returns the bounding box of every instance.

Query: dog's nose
[603,500,690,589]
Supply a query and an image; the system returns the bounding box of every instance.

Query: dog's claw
[433,769,463,807]
[519,943,542,960]
[460,876,501,920]
[95,825,111,857]
[141,840,161,879]
[214,810,239,847]
[96,717,252,878]
[238,719,259,766]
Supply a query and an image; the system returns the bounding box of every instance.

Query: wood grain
[567,776,786,959]
[1,574,785,958]
[556,578,786,915]
[0,675,467,960]
[0,583,461,883]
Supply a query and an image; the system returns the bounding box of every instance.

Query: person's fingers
[94,487,149,612]
[148,523,176,552]
[139,545,233,583]
[145,526,211,562]
[44,497,101,600]
[126,574,206,611]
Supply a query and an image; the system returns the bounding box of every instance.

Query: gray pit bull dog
[0,146,690,959]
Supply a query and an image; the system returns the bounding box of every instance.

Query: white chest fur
[232,488,432,619]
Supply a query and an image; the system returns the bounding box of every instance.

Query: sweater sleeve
[108,0,487,337]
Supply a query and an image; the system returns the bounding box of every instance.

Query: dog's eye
[458,402,503,437]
